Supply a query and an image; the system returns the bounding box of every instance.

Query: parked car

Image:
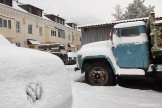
[0,34,72,108]
[67,52,77,65]
[38,43,68,64]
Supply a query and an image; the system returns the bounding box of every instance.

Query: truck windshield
[121,27,140,37]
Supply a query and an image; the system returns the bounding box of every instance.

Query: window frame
[0,18,2,27]
[39,27,43,36]
[3,19,7,28]
[51,30,56,36]
[118,27,140,37]
[16,21,20,33]
[8,20,11,29]
[28,24,33,34]
[58,29,65,38]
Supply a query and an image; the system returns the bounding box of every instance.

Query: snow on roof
[154,20,162,24]
[78,17,149,28]
[114,21,145,28]
[42,12,51,21]
[28,39,41,45]
[114,17,148,24]
[10,1,79,31]
[12,1,28,13]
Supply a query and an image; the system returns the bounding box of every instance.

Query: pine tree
[111,5,124,21]
[123,0,154,19]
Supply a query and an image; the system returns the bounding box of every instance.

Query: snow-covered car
[0,34,72,108]
[38,43,68,64]
[67,52,77,65]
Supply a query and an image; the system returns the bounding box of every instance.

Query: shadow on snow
[117,75,162,92]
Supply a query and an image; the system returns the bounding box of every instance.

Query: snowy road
[66,65,162,108]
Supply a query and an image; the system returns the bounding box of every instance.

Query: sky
[18,0,162,25]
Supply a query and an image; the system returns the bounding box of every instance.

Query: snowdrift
[0,34,72,108]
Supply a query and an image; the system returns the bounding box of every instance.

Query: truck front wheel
[85,63,115,86]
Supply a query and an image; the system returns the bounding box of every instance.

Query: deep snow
[66,65,162,108]
[1,34,162,108]
[0,34,72,108]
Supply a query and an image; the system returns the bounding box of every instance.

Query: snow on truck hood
[80,40,110,50]
[77,40,114,59]
[0,35,72,108]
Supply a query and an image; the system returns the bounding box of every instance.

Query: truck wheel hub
[95,74,101,79]
[90,67,107,84]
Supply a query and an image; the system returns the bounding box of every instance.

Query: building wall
[81,25,113,45]
[0,3,81,52]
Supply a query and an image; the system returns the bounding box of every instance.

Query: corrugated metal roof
[79,17,162,29]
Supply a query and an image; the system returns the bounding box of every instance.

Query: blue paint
[113,42,149,68]
[113,25,149,69]
[77,54,83,69]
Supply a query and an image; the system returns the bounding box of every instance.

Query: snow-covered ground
[1,33,162,108]
[66,65,162,108]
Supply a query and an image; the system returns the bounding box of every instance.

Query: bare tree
[111,5,124,21]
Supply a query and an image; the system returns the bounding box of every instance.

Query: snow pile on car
[0,34,72,108]
[68,52,77,58]
[0,34,12,46]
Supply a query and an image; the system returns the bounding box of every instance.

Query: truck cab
[112,21,149,69]
[76,15,162,86]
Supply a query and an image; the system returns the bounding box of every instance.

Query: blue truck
[76,13,162,86]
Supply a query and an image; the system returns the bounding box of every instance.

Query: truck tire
[85,63,116,86]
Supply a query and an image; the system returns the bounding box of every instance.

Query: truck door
[112,26,149,68]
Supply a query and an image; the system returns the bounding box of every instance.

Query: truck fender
[81,55,116,75]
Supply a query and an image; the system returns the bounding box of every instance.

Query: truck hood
[77,40,113,58]
[79,40,111,51]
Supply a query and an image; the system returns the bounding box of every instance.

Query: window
[3,19,7,28]
[0,18,12,28]
[72,33,74,41]
[28,25,32,34]
[29,7,32,13]
[51,30,56,36]
[16,21,20,33]
[58,29,65,38]
[0,18,2,27]
[68,34,70,40]
[39,27,43,36]
[8,20,11,29]
[121,27,140,37]
[16,43,21,47]
[72,35,74,41]
[37,10,42,17]
[55,18,57,22]
[57,19,59,23]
